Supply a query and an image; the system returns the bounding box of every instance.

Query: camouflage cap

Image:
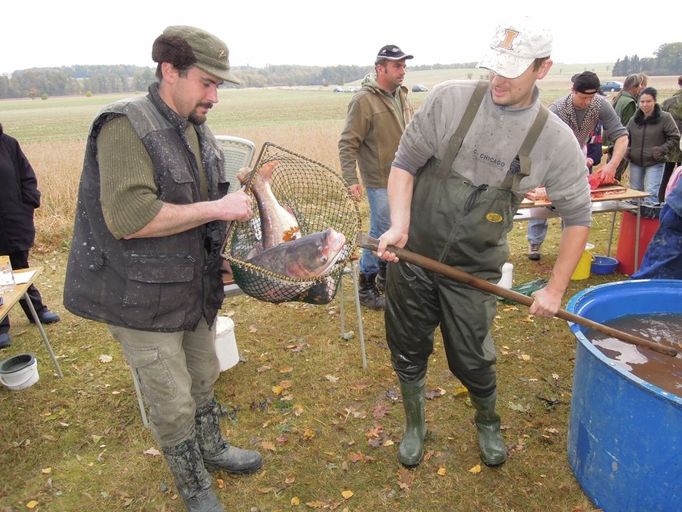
[154,25,239,84]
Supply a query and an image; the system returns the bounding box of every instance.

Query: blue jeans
[629,162,665,204]
[360,187,390,275]
[527,218,549,246]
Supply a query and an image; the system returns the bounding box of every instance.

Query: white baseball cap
[477,19,552,79]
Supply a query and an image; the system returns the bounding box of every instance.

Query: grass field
[0,71,677,512]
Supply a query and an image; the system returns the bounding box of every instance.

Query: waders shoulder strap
[501,105,549,190]
[438,81,489,178]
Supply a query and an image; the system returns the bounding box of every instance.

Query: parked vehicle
[600,81,623,93]
[412,84,429,92]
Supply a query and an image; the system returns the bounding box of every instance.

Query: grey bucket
[0,353,39,390]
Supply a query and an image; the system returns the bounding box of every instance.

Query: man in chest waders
[376,19,592,468]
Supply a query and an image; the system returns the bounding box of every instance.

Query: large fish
[237,160,300,250]
[247,228,346,279]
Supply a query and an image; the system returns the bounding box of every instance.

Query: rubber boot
[398,378,426,467]
[163,437,224,512]
[470,391,507,466]
[358,272,385,310]
[375,261,387,294]
[195,399,263,474]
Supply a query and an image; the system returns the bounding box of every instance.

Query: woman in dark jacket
[0,122,60,349]
[626,87,681,204]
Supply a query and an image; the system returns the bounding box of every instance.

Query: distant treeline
[0,62,478,99]
[612,43,682,77]
[1,45,680,100]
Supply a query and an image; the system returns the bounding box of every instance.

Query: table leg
[350,260,367,370]
[634,200,641,273]
[607,211,617,257]
[23,292,63,377]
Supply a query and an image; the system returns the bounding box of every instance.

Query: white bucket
[0,353,39,390]
[215,316,239,371]
[497,262,513,289]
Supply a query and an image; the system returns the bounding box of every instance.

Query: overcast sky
[2,0,680,74]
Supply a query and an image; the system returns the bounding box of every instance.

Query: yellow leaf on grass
[302,428,316,440]
[437,466,447,476]
[453,385,469,397]
[293,405,304,417]
[341,490,354,499]
[521,354,531,361]
[261,441,277,452]
[41,467,52,474]
[279,366,293,373]
[216,478,224,489]
[26,501,39,509]
[382,439,394,447]
[291,496,300,505]
[272,385,284,395]
[468,464,482,474]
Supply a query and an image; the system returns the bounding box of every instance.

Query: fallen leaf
[372,403,389,419]
[216,478,224,489]
[291,496,300,506]
[26,501,39,509]
[468,464,482,474]
[285,476,295,485]
[272,385,284,395]
[437,466,447,476]
[98,354,113,363]
[324,374,339,383]
[279,380,293,389]
[91,435,103,443]
[261,441,277,452]
[341,490,354,499]
[279,366,293,373]
[256,365,272,373]
[397,468,415,490]
[520,354,531,361]
[425,387,446,400]
[508,401,531,413]
[143,447,161,457]
[293,405,304,417]
[382,439,394,447]
[249,325,258,333]
[257,487,276,494]
[452,385,469,397]
[41,467,52,474]
[302,428,316,440]
[340,331,354,340]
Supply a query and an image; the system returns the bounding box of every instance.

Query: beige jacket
[338,75,413,188]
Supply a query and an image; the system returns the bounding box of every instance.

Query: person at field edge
[626,86,680,205]
[609,73,646,181]
[659,75,682,202]
[338,44,414,310]
[375,18,591,468]
[526,71,627,261]
[0,122,60,350]
[63,26,260,512]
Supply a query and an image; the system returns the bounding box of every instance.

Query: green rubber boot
[470,391,507,466]
[398,378,426,467]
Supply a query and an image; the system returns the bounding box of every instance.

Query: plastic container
[566,280,682,512]
[215,316,239,371]
[0,353,39,390]
[616,211,660,275]
[570,243,594,281]
[591,255,618,275]
[496,262,513,289]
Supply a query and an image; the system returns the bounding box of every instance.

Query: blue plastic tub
[590,255,618,275]
[566,280,682,512]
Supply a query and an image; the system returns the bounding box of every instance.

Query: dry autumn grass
[1,76,671,511]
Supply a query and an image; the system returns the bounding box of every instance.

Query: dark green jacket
[627,104,681,167]
[63,84,228,332]
[662,90,682,163]
[338,75,413,188]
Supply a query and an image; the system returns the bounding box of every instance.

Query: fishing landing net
[223,142,360,304]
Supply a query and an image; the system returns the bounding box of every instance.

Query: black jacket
[0,130,41,253]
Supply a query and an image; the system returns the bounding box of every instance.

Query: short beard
[189,103,212,125]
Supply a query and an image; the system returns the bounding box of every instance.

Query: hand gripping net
[223,142,360,304]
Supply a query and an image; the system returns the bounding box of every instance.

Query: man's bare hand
[348,184,363,201]
[217,190,253,222]
[377,228,408,263]
[529,285,563,317]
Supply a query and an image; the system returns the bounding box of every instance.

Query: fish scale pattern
[224,142,360,303]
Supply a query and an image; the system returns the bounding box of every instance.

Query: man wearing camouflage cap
[64,26,259,512]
